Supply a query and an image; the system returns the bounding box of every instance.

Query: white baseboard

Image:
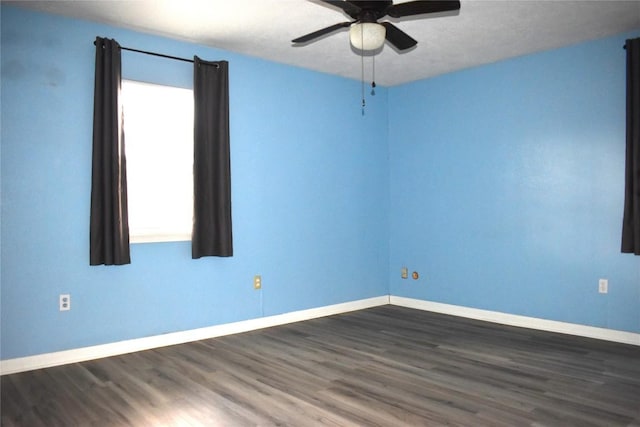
[3,295,637,375]
[390,296,640,346]
[0,295,389,375]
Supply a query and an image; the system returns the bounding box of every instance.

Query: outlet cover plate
[598,279,608,294]
[59,294,71,311]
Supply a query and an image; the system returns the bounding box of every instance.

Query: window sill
[130,233,191,244]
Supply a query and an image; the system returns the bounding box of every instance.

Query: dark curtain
[90,37,131,265]
[192,57,233,258]
[622,37,640,255]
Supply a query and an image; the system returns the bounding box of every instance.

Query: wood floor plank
[2,305,639,426]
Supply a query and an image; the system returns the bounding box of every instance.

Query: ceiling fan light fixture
[349,22,386,51]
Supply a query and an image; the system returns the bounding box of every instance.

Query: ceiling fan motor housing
[347,1,394,21]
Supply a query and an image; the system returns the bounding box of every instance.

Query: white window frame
[121,79,194,244]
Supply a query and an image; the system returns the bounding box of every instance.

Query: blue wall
[2,5,638,361]
[389,31,640,333]
[1,6,389,359]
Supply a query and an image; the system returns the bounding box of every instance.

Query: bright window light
[121,80,194,243]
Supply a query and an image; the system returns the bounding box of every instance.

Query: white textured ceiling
[6,0,640,86]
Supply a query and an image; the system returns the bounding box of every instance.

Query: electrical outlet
[59,294,71,311]
[254,275,262,290]
[401,267,408,279]
[598,278,608,294]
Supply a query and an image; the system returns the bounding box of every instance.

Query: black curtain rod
[93,39,194,63]
[120,46,194,63]
[120,46,220,67]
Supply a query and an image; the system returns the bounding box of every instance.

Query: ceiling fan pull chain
[361,27,366,111]
[371,54,376,96]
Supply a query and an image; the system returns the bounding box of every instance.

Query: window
[121,80,194,243]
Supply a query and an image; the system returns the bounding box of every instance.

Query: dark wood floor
[2,305,640,426]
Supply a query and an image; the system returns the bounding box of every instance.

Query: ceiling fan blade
[292,21,352,44]
[381,22,417,50]
[320,0,362,18]
[386,0,460,18]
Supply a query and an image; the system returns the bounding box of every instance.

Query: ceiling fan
[292,1,461,52]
